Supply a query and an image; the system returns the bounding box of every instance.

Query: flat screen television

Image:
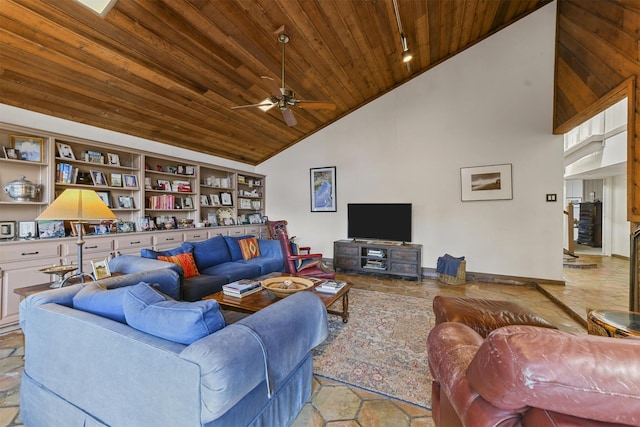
[347,203,412,243]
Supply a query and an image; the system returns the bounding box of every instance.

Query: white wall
[257,3,564,280]
[611,174,630,257]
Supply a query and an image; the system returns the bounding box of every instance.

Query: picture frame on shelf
[183,196,193,209]
[90,170,108,186]
[38,220,66,239]
[93,224,110,235]
[200,195,209,206]
[220,191,233,206]
[2,146,20,160]
[116,221,135,233]
[177,165,186,174]
[11,135,44,162]
[165,166,177,174]
[310,166,337,212]
[84,150,104,164]
[137,216,151,231]
[96,191,112,208]
[185,165,196,175]
[109,173,123,187]
[56,142,75,160]
[117,195,134,209]
[91,258,111,279]
[157,179,170,191]
[460,163,513,202]
[18,221,37,239]
[124,174,138,188]
[107,153,120,166]
[0,221,16,239]
[210,194,221,206]
[69,221,88,237]
[207,213,218,227]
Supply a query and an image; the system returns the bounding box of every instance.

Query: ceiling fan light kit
[231,32,336,127]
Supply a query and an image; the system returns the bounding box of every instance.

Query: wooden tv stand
[333,240,422,281]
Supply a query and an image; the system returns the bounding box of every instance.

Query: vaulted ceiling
[0,0,551,165]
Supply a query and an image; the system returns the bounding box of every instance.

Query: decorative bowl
[262,276,314,298]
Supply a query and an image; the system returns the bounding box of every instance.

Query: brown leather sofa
[427,322,640,427]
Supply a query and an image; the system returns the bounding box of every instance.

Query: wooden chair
[265,220,289,240]
[277,230,336,279]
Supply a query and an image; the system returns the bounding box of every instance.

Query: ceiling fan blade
[294,100,337,110]
[281,109,297,126]
[260,76,282,97]
[231,102,276,111]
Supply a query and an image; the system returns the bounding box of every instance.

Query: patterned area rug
[313,288,434,408]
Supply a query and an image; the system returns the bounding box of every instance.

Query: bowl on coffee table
[262,276,314,298]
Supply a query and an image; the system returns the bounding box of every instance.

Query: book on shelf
[223,285,262,298]
[315,280,346,294]
[222,279,262,296]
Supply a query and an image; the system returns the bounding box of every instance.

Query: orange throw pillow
[158,252,200,278]
[238,237,261,260]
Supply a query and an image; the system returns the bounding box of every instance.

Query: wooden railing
[564,202,576,256]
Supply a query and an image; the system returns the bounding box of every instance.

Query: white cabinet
[112,233,154,256]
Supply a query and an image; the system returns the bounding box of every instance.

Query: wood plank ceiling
[0,0,551,165]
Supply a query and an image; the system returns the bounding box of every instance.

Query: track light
[401,34,413,63]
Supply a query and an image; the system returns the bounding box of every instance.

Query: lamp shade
[36,189,117,221]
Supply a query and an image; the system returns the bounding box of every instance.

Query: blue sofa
[19,271,329,427]
[110,234,285,301]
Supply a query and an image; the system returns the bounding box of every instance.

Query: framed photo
[117,195,134,209]
[310,166,337,212]
[185,165,196,175]
[38,220,66,239]
[69,221,88,237]
[220,191,233,206]
[460,163,513,201]
[91,258,111,280]
[90,170,108,186]
[183,196,193,209]
[157,179,171,191]
[56,142,75,160]
[207,213,218,227]
[137,216,151,231]
[0,221,15,239]
[210,194,221,206]
[110,173,123,187]
[2,146,20,160]
[200,195,209,206]
[124,174,138,188]
[116,221,135,233]
[18,221,37,239]
[93,224,110,235]
[107,153,120,166]
[96,191,112,208]
[11,135,44,162]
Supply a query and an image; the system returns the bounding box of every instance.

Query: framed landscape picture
[460,163,513,201]
[11,135,44,162]
[310,166,336,212]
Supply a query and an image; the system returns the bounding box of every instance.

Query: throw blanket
[436,254,465,276]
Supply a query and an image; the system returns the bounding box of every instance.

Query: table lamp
[36,189,117,281]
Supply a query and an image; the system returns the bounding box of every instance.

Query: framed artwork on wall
[310,166,337,212]
[11,135,44,162]
[460,163,513,201]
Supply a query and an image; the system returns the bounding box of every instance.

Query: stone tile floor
[0,254,627,427]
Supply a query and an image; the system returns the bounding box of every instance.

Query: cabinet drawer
[183,230,208,242]
[334,257,359,269]
[64,238,113,256]
[113,234,153,250]
[0,240,61,262]
[334,244,359,256]
[390,249,420,262]
[389,262,420,276]
[153,231,184,248]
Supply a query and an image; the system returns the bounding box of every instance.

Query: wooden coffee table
[204,275,351,323]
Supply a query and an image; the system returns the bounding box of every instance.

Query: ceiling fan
[232,32,336,127]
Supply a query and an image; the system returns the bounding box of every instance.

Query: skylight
[73,0,117,17]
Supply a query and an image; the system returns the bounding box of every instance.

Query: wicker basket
[438,260,466,285]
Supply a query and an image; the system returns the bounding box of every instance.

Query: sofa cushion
[123,282,226,345]
[239,237,261,260]
[187,235,231,269]
[141,242,194,259]
[224,235,254,261]
[158,252,200,278]
[72,282,129,323]
[201,262,261,283]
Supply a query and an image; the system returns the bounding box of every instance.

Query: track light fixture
[392,0,413,64]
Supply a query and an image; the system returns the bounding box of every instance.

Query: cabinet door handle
[21,251,40,256]
[192,235,202,239]
[129,241,141,245]
[85,245,98,249]
[165,238,175,241]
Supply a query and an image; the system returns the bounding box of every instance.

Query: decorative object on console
[36,189,117,280]
[460,163,513,201]
[310,166,336,212]
[38,264,78,288]
[91,258,111,280]
[0,221,15,240]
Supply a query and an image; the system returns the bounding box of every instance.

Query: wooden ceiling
[0,0,551,165]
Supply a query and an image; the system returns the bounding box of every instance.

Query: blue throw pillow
[141,243,194,259]
[188,236,231,269]
[72,282,129,323]
[224,235,254,261]
[123,282,226,345]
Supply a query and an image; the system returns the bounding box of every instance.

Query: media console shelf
[333,240,422,280]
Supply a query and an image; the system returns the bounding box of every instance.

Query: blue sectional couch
[19,271,329,427]
[109,234,285,301]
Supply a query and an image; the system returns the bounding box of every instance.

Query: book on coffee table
[223,285,262,298]
[222,279,262,297]
[315,280,346,294]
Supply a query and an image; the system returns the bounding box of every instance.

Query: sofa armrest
[97,269,181,299]
[179,291,328,423]
[467,325,640,426]
[109,254,183,277]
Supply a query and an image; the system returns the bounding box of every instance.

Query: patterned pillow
[157,252,200,278]
[238,237,261,260]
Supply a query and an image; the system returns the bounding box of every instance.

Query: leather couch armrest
[467,325,640,426]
